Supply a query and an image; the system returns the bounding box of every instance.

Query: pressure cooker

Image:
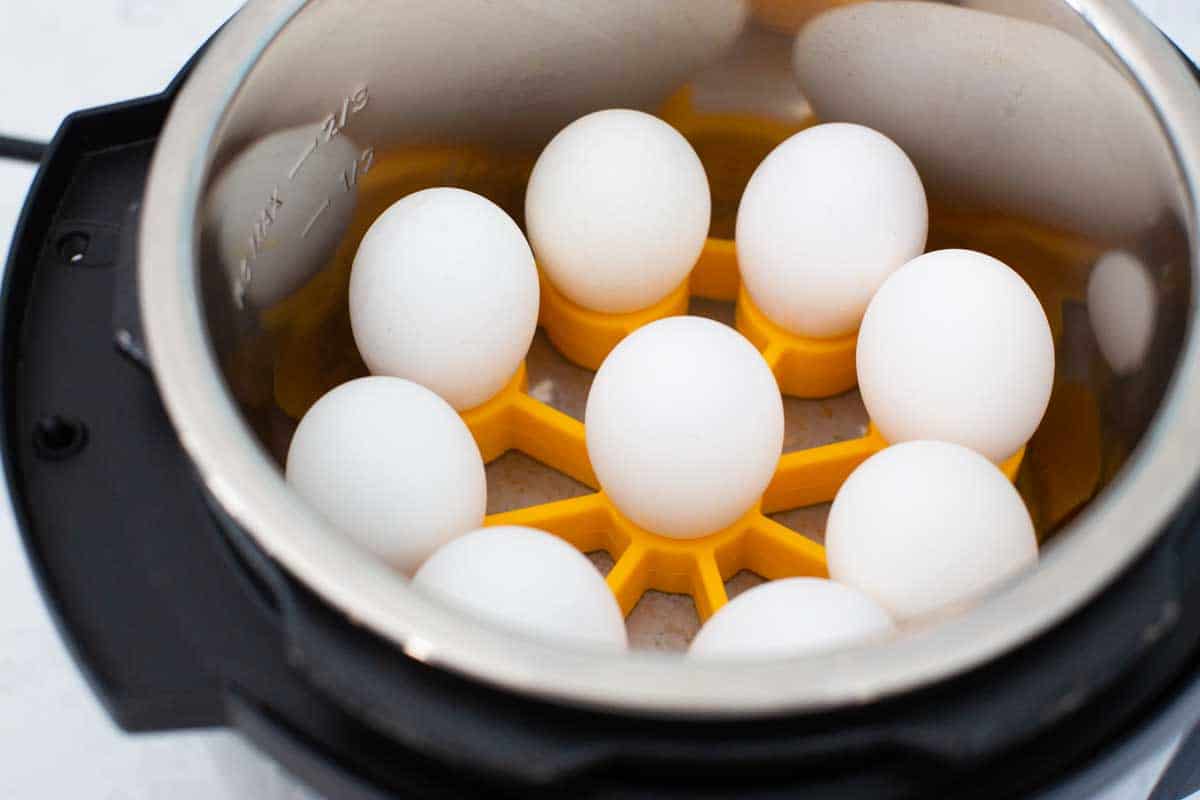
[6,1,1200,796]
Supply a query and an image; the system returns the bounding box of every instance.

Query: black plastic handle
[0,134,47,164]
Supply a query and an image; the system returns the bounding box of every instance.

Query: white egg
[1087,250,1157,376]
[286,377,486,574]
[826,441,1038,621]
[857,249,1055,463]
[525,109,711,314]
[689,578,894,659]
[413,526,627,650]
[585,317,784,538]
[349,187,539,411]
[736,123,928,338]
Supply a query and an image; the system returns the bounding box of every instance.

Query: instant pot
[7,0,1200,796]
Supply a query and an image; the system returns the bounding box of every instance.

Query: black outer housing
[6,57,1200,800]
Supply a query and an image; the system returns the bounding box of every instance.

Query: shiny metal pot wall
[139,0,1200,715]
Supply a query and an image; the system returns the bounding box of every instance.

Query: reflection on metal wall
[794,1,1176,242]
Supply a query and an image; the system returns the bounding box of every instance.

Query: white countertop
[0,2,1198,798]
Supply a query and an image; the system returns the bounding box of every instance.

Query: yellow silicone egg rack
[464,240,1024,622]
[263,89,1029,621]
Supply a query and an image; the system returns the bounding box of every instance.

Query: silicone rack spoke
[763,429,887,514]
[486,493,614,553]
[508,393,596,489]
[605,543,650,616]
[739,515,828,580]
[691,553,728,621]
[461,363,598,489]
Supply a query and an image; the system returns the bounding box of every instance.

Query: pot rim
[139,0,1200,717]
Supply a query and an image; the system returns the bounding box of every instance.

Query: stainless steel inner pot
[138,0,1200,716]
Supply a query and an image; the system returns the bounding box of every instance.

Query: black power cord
[0,134,47,164]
